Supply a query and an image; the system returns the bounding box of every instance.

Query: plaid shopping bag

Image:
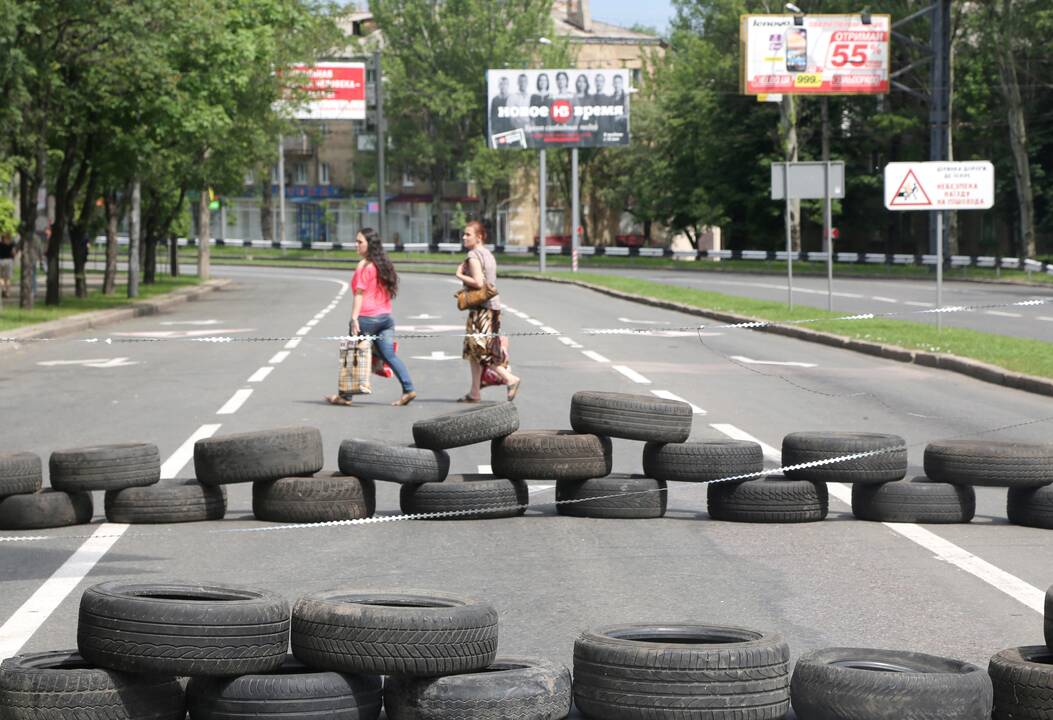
[338,339,373,397]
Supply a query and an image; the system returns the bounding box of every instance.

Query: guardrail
[93,236,1053,275]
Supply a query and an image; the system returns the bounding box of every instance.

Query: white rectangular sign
[884,162,995,211]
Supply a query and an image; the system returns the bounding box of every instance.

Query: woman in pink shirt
[326,228,416,406]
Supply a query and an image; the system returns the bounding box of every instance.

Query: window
[320,162,331,186]
[294,162,308,185]
[631,68,642,86]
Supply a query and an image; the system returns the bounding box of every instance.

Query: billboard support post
[277,135,286,246]
[783,161,793,308]
[375,51,387,244]
[824,161,833,311]
[571,147,579,273]
[539,148,546,273]
[936,209,943,331]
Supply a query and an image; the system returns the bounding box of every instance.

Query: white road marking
[559,337,583,349]
[529,483,555,494]
[285,337,302,349]
[730,356,818,368]
[411,351,461,361]
[582,350,610,363]
[613,365,651,384]
[618,317,670,325]
[526,319,544,327]
[111,329,253,338]
[987,310,1022,318]
[306,319,319,327]
[904,300,934,307]
[159,319,219,326]
[872,296,898,303]
[539,326,559,335]
[477,465,492,474]
[651,390,705,414]
[295,327,311,336]
[1039,316,1053,322]
[313,313,325,320]
[409,314,441,320]
[248,367,274,383]
[217,389,253,415]
[269,351,290,364]
[710,423,1045,614]
[37,358,138,368]
[0,423,222,659]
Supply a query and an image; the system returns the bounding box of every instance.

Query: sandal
[393,391,417,407]
[325,394,354,406]
[456,394,481,403]
[506,380,521,401]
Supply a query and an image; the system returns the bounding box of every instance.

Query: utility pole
[538,149,546,272]
[374,50,387,242]
[571,148,579,273]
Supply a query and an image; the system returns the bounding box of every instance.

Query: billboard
[486,69,630,150]
[290,62,366,120]
[740,14,890,95]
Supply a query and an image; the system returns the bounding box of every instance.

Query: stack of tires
[194,426,372,523]
[920,439,1053,529]
[987,582,1053,718]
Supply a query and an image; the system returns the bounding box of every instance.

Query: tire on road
[925,439,1053,487]
[1048,587,1053,650]
[1007,485,1053,530]
[50,443,160,492]
[399,474,527,520]
[0,452,42,498]
[104,480,227,524]
[186,655,382,720]
[411,402,519,450]
[570,391,692,443]
[792,647,992,720]
[988,646,1053,720]
[782,432,907,483]
[556,474,666,519]
[78,581,290,677]
[291,590,498,677]
[707,476,828,523]
[337,439,450,484]
[0,650,185,720]
[253,472,375,523]
[573,624,790,719]
[491,430,611,481]
[194,427,324,486]
[643,440,763,482]
[852,477,975,523]
[383,656,571,720]
[0,489,93,530]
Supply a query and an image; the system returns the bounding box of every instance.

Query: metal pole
[277,136,286,246]
[571,147,579,273]
[936,209,944,331]
[375,50,387,243]
[928,0,951,255]
[539,148,546,273]
[783,162,793,308]
[824,161,833,311]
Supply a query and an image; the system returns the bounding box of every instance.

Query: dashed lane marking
[729,356,818,368]
[285,337,302,350]
[651,390,705,414]
[1039,316,1053,323]
[217,389,253,415]
[582,350,610,363]
[295,327,311,336]
[539,326,559,335]
[987,310,1022,318]
[559,337,583,349]
[269,351,290,365]
[248,367,274,383]
[526,319,544,327]
[613,365,651,384]
[904,300,934,307]
[872,296,898,303]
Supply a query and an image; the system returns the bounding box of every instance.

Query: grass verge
[508,270,1053,380]
[0,274,201,332]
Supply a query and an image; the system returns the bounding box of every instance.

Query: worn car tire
[556,474,666,519]
[491,430,611,481]
[792,647,992,720]
[990,646,1053,720]
[186,655,382,720]
[573,624,790,719]
[0,452,42,498]
[643,440,764,483]
[707,476,828,523]
[0,489,93,530]
[570,391,692,443]
[253,472,375,523]
[194,427,324,486]
[337,439,450,484]
[50,443,160,492]
[384,656,571,720]
[1008,485,1053,530]
[412,402,519,450]
[0,650,185,720]
[852,477,975,523]
[925,440,1053,487]
[782,432,907,483]
[291,590,498,677]
[78,581,290,676]
[105,481,227,524]
[1047,586,1053,651]
[399,474,526,520]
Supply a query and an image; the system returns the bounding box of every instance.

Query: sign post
[884,161,995,329]
[539,148,547,273]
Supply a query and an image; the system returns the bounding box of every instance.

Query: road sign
[771,161,845,200]
[884,162,994,210]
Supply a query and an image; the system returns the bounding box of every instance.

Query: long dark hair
[359,227,398,299]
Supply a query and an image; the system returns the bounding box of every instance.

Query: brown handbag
[455,282,498,311]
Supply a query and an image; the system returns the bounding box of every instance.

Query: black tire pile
[0,581,573,720]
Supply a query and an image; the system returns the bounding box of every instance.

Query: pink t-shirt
[351,262,392,316]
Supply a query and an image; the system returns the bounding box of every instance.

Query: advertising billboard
[486,69,630,150]
[290,62,366,120]
[740,14,890,95]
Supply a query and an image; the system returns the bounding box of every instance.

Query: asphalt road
[1,264,1052,716]
[609,267,1053,342]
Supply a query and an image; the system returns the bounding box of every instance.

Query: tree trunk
[198,188,211,280]
[17,152,46,309]
[993,0,1035,258]
[128,180,140,298]
[260,176,274,243]
[103,192,119,294]
[779,95,801,251]
[169,232,180,277]
[47,147,76,305]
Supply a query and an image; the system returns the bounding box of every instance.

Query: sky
[591,0,677,34]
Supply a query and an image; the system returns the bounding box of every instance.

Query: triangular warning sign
[889,169,932,207]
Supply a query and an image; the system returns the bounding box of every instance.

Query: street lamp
[785,3,804,25]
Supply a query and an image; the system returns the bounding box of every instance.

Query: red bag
[480,337,509,387]
[370,341,397,378]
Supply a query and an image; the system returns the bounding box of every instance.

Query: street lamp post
[374,50,387,244]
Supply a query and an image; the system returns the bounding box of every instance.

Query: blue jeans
[355,314,414,393]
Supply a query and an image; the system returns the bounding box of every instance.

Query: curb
[519,275,1053,400]
[0,279,232,351]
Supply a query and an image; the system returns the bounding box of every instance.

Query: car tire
[1007,485,1053,530]
[194,427,324,486]
[782,432,907,483]
[0,451,42,498]
[105,480,226,524]
[852,477,975,523]
[569,391,692,443]
[988,646,1053,719]
[50,443,160,492]
[491,430,611,481]
[253,472,375,523]
[399,474,527,520]
[411,402,519,450]
[925,439,1053,487]
[643,440,763,483]
[0,489,93,530]
[556,474,666,519]
[707,476,828,523]
[337,439,450,484]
